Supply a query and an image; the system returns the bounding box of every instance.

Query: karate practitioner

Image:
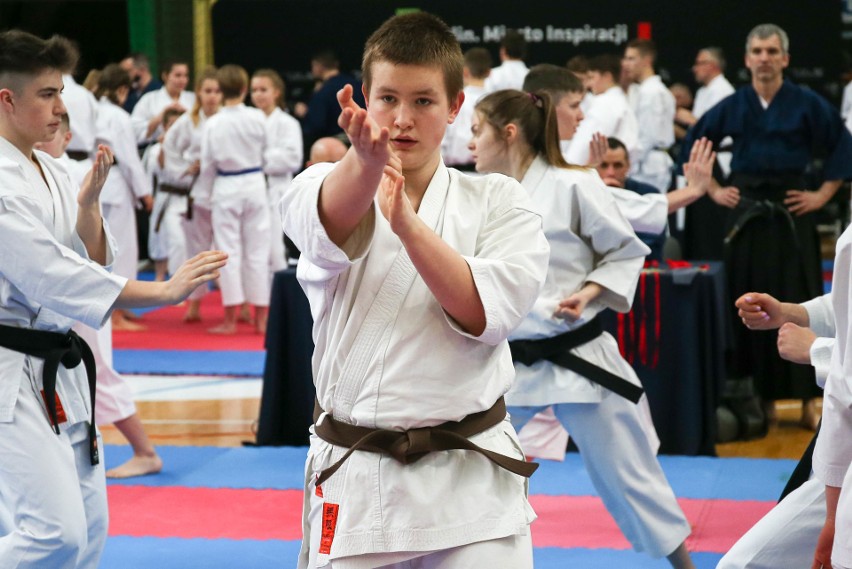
[280,12,549,568]
[441,47,490,169]
[681,23,852,430]
[250,69,303,273]
[162,68,222,322]
[622,39,676,193]
[130,59,194,149]
[0,29,226,569]
[483,30,529,93]
[716,291,833,569]
[145,108,184,281]
[94,64,153,331]
[196,65,271,335]
[470,89,710,569]
[36,113,164,479]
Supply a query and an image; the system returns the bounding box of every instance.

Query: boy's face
[596,147,630,188]
[364,62,463,174]
[0,69,66,151]
[553,91,584,141]
[587,70,611,96]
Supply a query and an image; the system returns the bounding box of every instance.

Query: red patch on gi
[315,484,323,498]
[319,502,339,554]
[40,390,67,424]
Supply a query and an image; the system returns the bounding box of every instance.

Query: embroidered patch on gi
[40,389,68,424]
[315,484,323,498]
[319,502,339,554]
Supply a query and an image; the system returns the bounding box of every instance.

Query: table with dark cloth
[256,262,731,455]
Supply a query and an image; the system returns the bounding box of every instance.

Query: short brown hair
[588,54,621,81]
[0,30,78,90]
[463,48,492,80]
[362,12,463,100]
[626,39,657,62]
[94,63,132,105]
[216,64,248,100]
[522,64,583,100]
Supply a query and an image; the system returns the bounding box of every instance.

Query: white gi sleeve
[810,337,834,389]
[263,113,303,176]
[803,293,835,338]
[0,195,126,328]
[451,178,550,346]
[193,121,217,204]
[280,162,376,274]
[607,185,668,234]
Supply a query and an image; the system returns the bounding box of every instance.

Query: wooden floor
[101,394,819,460]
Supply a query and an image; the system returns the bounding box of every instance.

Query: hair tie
[528,92,543,109]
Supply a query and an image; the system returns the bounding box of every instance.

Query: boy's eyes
[415,98,433,106]
[381,95,396,103]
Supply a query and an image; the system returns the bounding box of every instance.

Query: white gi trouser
[73,320,136,425]
[716,477,824,569]
[211,172,271,306]
[835,466,852,569]
[101,201,138,280]
[508,394,691,559]
[0,379,107,569]
[147,190,189,277]
[182,202,214,302]
[267,180,287,274]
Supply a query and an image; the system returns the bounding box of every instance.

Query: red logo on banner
[319,502,339,555]
[637,22,652,39]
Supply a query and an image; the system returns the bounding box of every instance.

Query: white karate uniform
[441,85,485,167]
[566,86,639,166]
[263,107,303,273]
[196,104,271,307]
[693,74,735,177]
[95,97,151,280]
[0,138,126,569]
[506,157,690,559]
[61,75,99,157]
[814,224,852,569]
[717,293,834,568]
[130,87,196,146]
[144,140,189,277]
[483,60,529,93]
[281,161,549,568]
[629,75,675,192]
[164,112,212,301]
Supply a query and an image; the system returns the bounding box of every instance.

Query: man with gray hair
[679,47,734,126]
[681,24,852,437]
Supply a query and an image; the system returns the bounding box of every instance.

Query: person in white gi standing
[470,89,708,568]
[196,65,271,335]
[94,64,154,331]
[250,68,303,274]
[0,29,227,569]
[281,12,549,569]
[162,67,222,322]
[130,59,195,150]
[483,29,529,93]
[441,47,491,170]
[622,39,676,193]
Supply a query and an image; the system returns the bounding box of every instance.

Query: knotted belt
[312,396,538,485]
[154,184,191,232]
[509,314,644,403]
[0,324,99,465]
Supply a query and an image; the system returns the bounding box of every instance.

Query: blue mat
[113,350,265,376]
[105,445,795,501]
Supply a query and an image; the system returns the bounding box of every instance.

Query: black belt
[159,184,191,196]
[312,396,537,485]
[66,150,89,162]
[509,314,644,403]
[0,324,99,465]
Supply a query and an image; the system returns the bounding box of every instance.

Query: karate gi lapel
[333,164,451,419]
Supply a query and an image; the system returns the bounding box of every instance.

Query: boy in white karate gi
[280,12,550,569]
[196,65,271,335]
[0,30,226,568]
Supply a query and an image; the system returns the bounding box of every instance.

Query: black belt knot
[0,324,99,465]
[509,314,644,403]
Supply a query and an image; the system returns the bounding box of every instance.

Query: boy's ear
[447,90,464,124]
[0,88,14,110]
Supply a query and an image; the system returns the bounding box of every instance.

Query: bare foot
[238,303,253,323]
[105,454,163,479]
[112,314,148,332]
[183,312,201,323]
[208,322,237,334]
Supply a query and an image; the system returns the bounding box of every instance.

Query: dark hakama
[682,80,852,401]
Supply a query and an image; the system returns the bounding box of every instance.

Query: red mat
[113,291,265,352]
[109,486,773,552]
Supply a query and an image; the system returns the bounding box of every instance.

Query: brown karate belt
[312,396,538,485]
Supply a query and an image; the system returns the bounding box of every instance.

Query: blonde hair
[190,66,218,126]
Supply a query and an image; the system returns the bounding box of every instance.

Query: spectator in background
[131,59,195,150]
[484,29,528,92]
[566,54,594,113]
[120,52,162,113]
[295,49,365,154]
[622,39,676,193]
[442,47,491,169]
